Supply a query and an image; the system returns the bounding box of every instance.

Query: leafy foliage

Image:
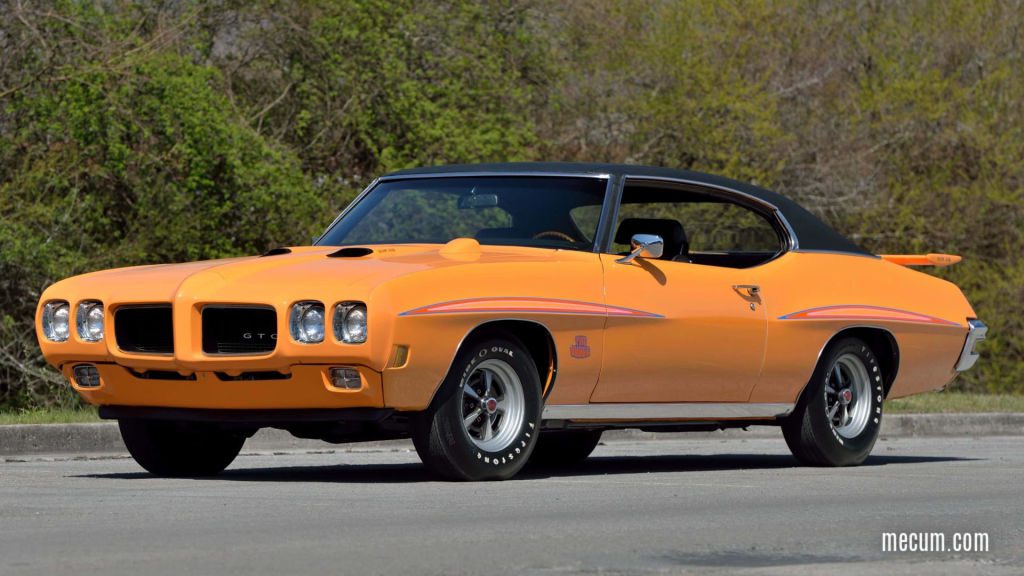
[0,3,323,407]
[1,0,1021,407]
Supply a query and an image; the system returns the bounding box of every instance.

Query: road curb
[1,413,1022,457]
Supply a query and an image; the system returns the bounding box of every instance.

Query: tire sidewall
[806,339,884,462]
[437,337,542,479]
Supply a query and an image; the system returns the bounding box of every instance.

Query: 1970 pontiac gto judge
[37,163,986,480]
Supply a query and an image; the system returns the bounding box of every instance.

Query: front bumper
[63,363,384,410]
[954,319,987,372]
[97,405,393,424]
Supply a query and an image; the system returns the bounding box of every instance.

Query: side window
[612,184,783,268]
[678,203,781,253]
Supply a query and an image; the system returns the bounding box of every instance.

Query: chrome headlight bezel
[333,302,367,344]
[76,301,105,342]
[289,301,325,344]
[41,301,71,342]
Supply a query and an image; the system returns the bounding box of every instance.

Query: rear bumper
[954,319,987,372]
[62,362,384,410]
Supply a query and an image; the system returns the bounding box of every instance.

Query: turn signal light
[389,345,409,368]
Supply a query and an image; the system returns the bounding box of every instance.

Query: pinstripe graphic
[400,297,663,318]
[779,305,960,327]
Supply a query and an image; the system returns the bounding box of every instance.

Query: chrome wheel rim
[461,358,525,452]
[824,353,872,439]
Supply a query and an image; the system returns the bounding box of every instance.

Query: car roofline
[378,170,799,252]
[319,164,872,257]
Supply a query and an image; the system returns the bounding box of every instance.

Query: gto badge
[242,332,278,340]
[569,335,591,359]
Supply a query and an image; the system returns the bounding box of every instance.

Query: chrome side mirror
[616,234,664,264]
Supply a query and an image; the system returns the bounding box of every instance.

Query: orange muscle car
[36,163,986,480]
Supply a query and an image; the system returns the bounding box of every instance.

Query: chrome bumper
[955,319,987,372]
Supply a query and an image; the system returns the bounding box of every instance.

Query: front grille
[115,305,174,354]
[202,306,277,355]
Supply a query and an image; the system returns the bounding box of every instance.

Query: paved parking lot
[1,435,1021,575]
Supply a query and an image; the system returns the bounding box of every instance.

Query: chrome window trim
[542,402,794,420]
[776,209,799,252]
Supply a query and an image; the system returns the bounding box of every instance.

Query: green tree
[1,4,323,407]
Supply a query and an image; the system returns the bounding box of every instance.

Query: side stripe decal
[400,297,663,318]
[779,305,960,327]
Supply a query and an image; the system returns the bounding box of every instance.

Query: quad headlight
[333,302,367,344]
[41,301,71,342]
[76,301,105,342]
[289,301,325,343]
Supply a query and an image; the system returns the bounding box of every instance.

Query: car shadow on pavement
[74,452,974,484]
[519,452,975,480]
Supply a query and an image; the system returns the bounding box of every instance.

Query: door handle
[733,284,760,297]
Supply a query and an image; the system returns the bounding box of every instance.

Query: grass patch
[0,407,101,425]
[887,392,1024,413]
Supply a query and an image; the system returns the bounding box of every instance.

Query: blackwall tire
[528,430,603,468]
[118,419,245,477]
[413,335,542,481]
[782,337,884,466]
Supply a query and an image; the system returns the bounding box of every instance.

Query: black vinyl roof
[385,162,869,255]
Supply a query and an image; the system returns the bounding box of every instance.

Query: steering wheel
[532,230,576,243]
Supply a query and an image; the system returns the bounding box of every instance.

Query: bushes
[0,7,323,408]
[1,0,1021,407]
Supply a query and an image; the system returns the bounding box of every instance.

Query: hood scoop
[327,247,374,258]
[261,247,292,257]
[439,237,482,261]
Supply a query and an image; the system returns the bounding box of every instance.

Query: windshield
[317,176,608,251]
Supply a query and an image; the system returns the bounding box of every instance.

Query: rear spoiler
[879,253,962,267]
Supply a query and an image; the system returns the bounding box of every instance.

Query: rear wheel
[118,419,245,477]
[413,335,542,481]
[783,337,884,466]
[529,430,603,468]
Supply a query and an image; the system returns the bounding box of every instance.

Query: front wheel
[119,419,245,477]
[413,335,542,481]
[782,337,884,466]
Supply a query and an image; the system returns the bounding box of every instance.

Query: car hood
[42,242,579,307]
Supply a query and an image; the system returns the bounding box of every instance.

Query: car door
[589,180,780,403]
[592,254,766,402]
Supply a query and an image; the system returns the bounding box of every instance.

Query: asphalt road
[1,436,1021,575]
